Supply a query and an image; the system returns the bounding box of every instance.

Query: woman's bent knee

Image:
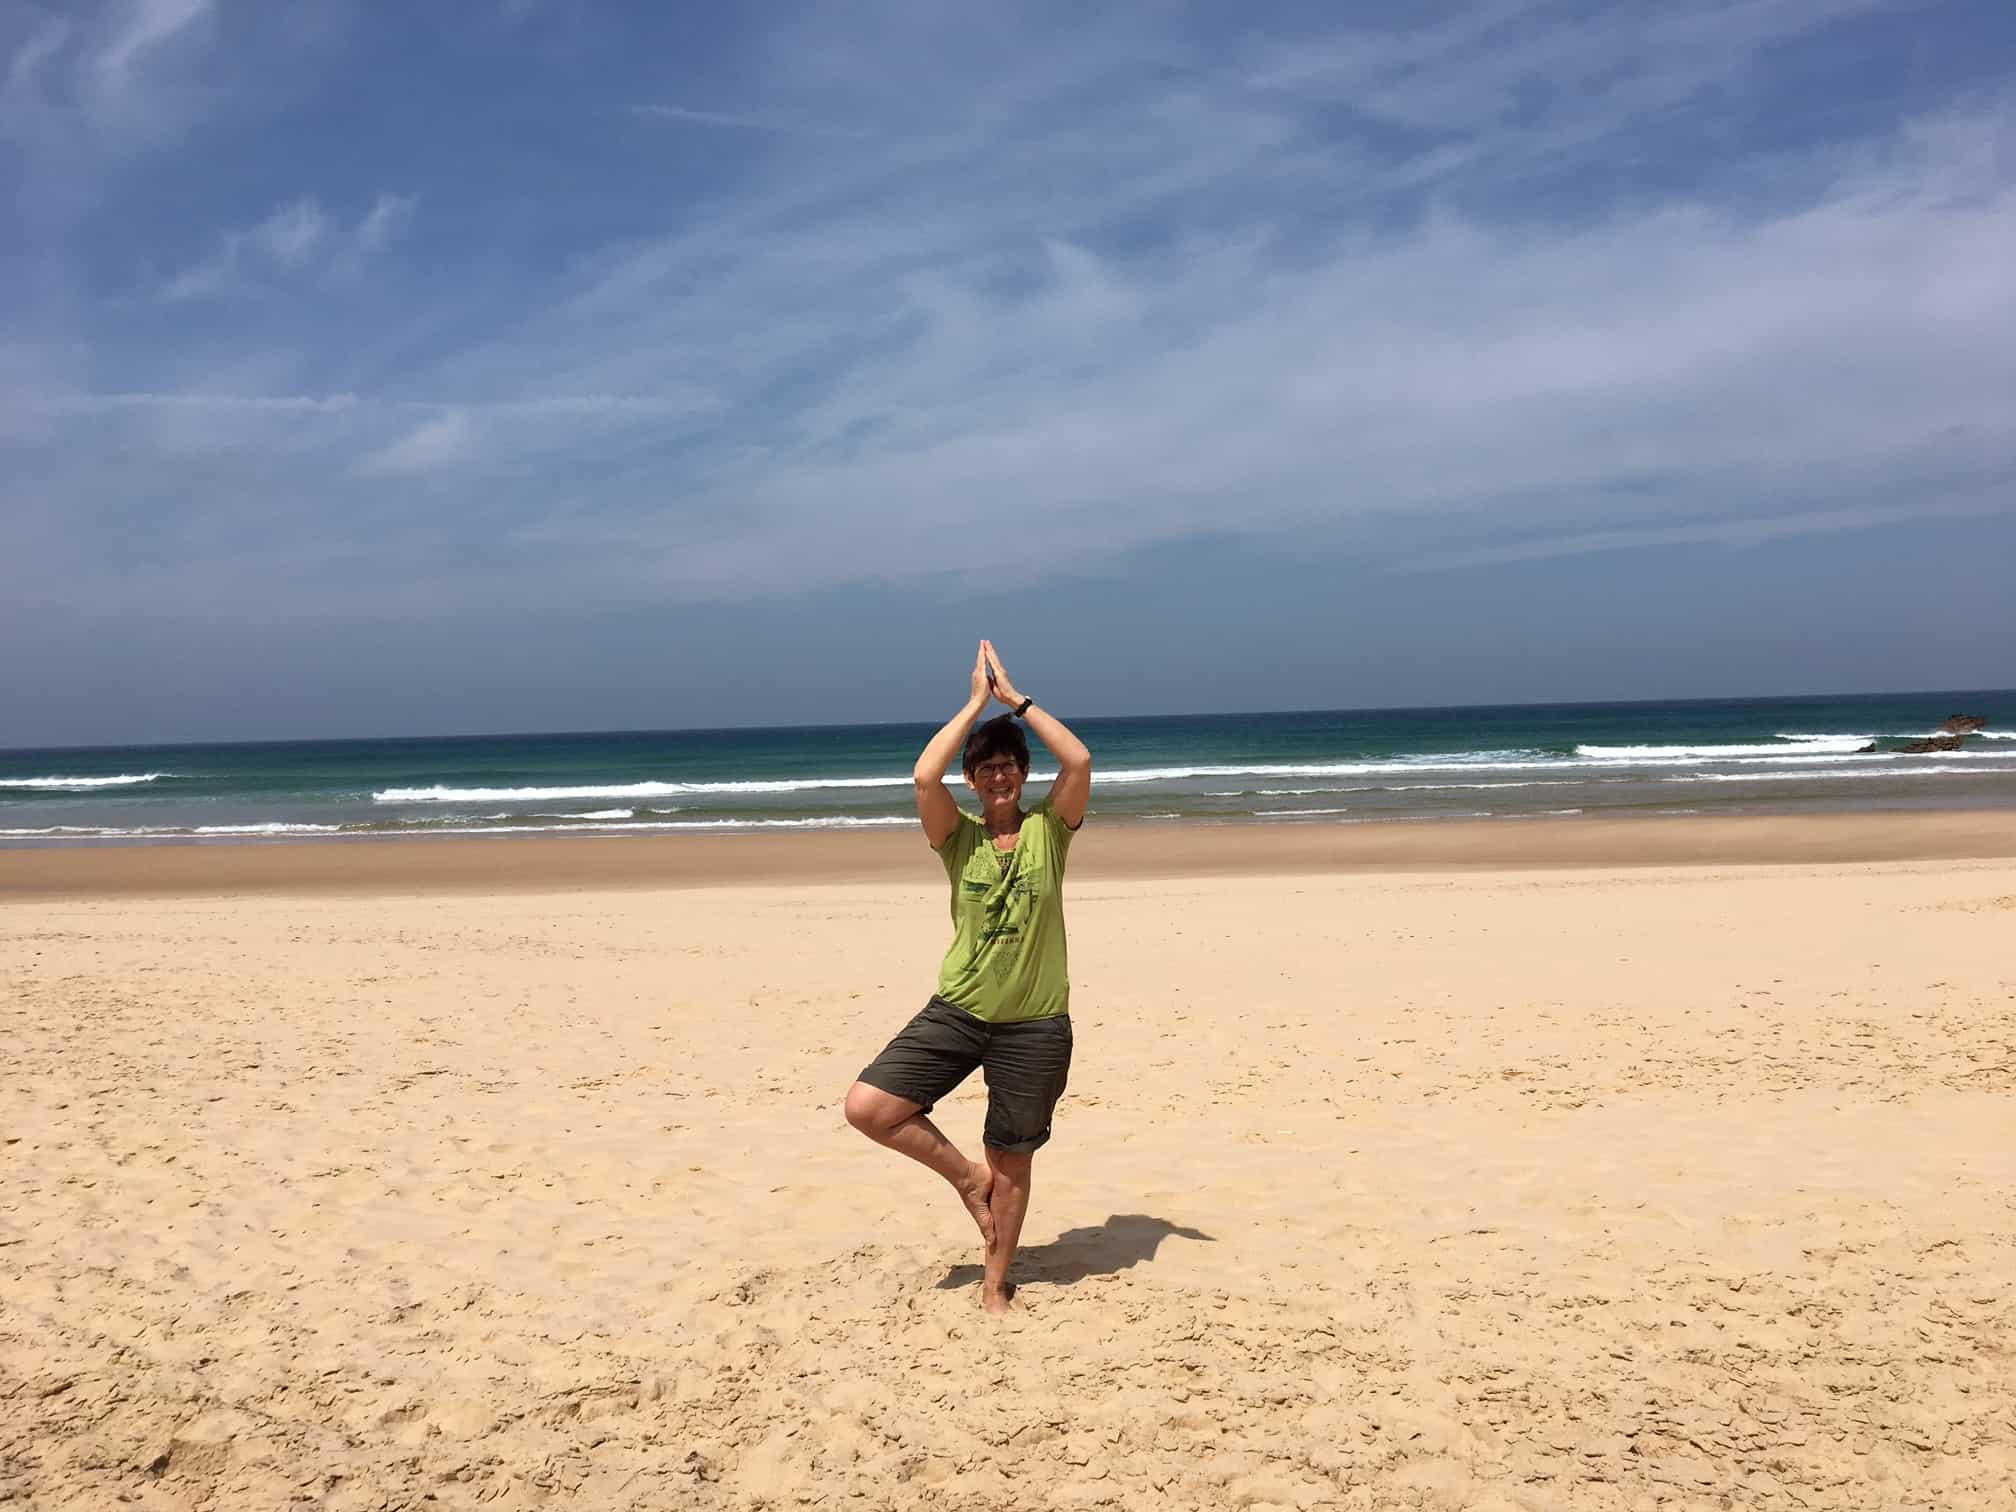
[844,1080,908,1136]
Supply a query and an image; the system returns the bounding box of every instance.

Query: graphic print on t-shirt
[932,798,1074,1022]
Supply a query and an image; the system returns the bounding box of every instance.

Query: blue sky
[4,0,2013,745]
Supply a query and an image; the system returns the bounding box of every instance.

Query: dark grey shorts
[857,996,1073,1154]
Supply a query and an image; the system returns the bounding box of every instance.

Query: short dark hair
[962,715,1030,775]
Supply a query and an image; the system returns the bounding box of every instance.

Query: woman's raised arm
[982,640,1091,830]
[913,643,991,848]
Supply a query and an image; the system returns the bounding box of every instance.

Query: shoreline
[5,808,2016,899]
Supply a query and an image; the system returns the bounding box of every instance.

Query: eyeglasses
[972,761,1022,780]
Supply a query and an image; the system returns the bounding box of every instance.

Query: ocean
[4,690,2014,847]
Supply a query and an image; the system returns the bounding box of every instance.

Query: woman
[843,640,1092,1314]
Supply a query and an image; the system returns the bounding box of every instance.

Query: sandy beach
[5,816,2015,1510]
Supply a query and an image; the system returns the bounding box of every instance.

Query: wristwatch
[1013,697,1033,718]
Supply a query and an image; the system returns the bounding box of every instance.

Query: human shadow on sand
[937,1213,1214,1290]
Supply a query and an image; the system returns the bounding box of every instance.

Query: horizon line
[5,686,2011,756]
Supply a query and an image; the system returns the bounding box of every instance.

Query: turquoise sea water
[3,690,2014,846]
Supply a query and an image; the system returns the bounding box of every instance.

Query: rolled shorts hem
[981,1130,1052,1156]
[852,1064,943,1117]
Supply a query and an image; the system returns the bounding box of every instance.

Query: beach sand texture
[5,843,2015,1508]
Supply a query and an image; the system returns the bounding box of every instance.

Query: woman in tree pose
[843,640,1092,1313]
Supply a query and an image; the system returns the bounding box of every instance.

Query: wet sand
[5,807,2016,898]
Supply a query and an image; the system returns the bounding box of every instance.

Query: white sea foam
[1665,766,1984,784]
[1263,807,1353,817]
[3,822,342,837]
[373,776,916,802]
[628,816,916,830]
[1253,786,1373,796]
[192,822,345,835]
[0,825,133,836]
[2,826,244,841]
[400,816,918,835]
[1124,749,2016,781]
[1399,749,1543,765]
[372,763,1530,802]
[1382,779,1586,791]
[1725,749,2016,762]
[398,809,680,823]
[371,747,2016,803]
[1095,761,1567,783]
[0,772,172,790]
[1,814,920,842]
[1577,737,1870,759]
[1730,750,2016,765]
[1776,727,2012,744]
[1332,811,1494,824]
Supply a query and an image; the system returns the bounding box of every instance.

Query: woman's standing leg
[981,1148,1033,1313]
[976,1014,1072,1311]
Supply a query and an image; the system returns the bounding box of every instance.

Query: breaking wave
[373,777,915,803]
[0,772,172,790]
[1576,737,1870,760]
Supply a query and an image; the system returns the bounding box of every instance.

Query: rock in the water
[1937,714,1988,735]
[1856,742,1880,754]
[1898,735,1965,754]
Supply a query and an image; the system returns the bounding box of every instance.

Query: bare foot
[982,1282,1015,1315]
[956,1161,995,1248]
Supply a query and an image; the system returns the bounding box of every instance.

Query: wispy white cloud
[161,193,412,300]
[1244,0,1888,139]
[4,18,70,97]
[13,385,715,482]
[631,102,869,139]
[250,198,325,264]
[1390,498,2015,573]
[477,393,716,419]
[157,251,235,301]
[92,0,209,88]
[450,78,2016,599]
[29,389,712,428]
[44,391,362,414]
[358,412,476,476]
[355,192,418,254]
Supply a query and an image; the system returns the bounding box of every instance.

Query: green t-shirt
[932,796,1077,1023]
